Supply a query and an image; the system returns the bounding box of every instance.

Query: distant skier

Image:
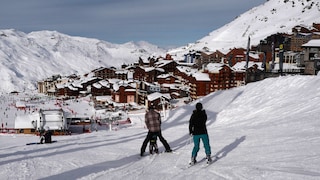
[40,127,52,144]
[189,102,212,165]
[140,105,172,156]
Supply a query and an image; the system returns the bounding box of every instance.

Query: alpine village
[38,23,320,105]
[10,23,320,135]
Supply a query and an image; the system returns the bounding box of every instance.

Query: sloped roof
[192,72,210,81]
[302,39,320,47]
[147,92,171,101]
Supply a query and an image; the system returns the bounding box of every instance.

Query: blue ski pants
[192,134,211,158]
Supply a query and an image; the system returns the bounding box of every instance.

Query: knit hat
[196,103,203,111]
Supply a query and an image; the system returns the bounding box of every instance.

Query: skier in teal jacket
[189,102,212,164]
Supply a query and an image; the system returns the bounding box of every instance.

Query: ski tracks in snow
[91,151,227,180]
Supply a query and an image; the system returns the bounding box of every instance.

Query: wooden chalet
[210,50,226,63]
[135,81,161,105]
[133,66,164,83]
[232,61,264,84]
[160,83,185,98]
[224,48,260,66]
[194,51,215,68]
[93,67,117,79]
[91,80,112,96]
[290,24,320,52]
[147,92,171,110]
[155,59,178,74]
[189,72,211,100]
[80,77,101,90]
[115,70,128,80]
[112,82,136,103]
[64,84,80,97]
[157,74,179,84]
[205,63,238,92]
[174,66,199,86]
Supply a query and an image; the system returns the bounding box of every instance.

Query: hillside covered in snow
[1,0,320,93]
[169,0,320,56]
[0,30,165,93]
[1,75,320,179]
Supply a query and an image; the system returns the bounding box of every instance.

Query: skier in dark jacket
[189,102,212,164]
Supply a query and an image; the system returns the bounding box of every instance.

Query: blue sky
[0,0,265,48]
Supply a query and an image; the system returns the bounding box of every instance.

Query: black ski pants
[141,131,171,153]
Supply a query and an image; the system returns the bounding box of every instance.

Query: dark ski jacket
[189,109,208,135]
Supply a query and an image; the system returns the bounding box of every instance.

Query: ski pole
[174,134,193,168]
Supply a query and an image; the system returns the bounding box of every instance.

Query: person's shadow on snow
[213,135,246,162]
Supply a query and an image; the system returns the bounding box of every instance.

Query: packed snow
[1,75,320,180]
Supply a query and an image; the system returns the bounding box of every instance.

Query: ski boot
[206,154,212,164]
[189,156,197,165]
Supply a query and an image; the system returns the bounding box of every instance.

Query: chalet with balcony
[147,92,171,110]
[205,63,238,91]
[133,66,164,83]
[157,74,179,84]
[91,80,112,96]
[112,82,136,103]
[135,81,161,105]
[115,69,128,80]
[189,72,211,100]
[174,66,198,86]
[232,61,263,84]
[210,50,226,63]
[155,60,178,74]
[64,84,80,97]
[160,83,187,99]
[290,23,320,52]
[224,48,261,66]
[93,67,116,79]
[80,77,101,91]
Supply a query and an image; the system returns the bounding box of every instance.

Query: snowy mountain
[1,0,320,93]
[168,0,320,56]
[1,75,320,179]
[0,29,166,93]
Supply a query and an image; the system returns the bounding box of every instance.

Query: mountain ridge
[168,0,320,56]
[0,29,165,92]
[1,0,320,93]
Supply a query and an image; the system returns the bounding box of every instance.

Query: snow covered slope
[169,0,320,56]
[1,75,320,179]
[0,29,165,92]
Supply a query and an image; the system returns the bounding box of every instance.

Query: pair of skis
[187,156,218,168]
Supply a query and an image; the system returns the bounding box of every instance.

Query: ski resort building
[14,109,68,134]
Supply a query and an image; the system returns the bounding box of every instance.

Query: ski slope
[1,75,320,179]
